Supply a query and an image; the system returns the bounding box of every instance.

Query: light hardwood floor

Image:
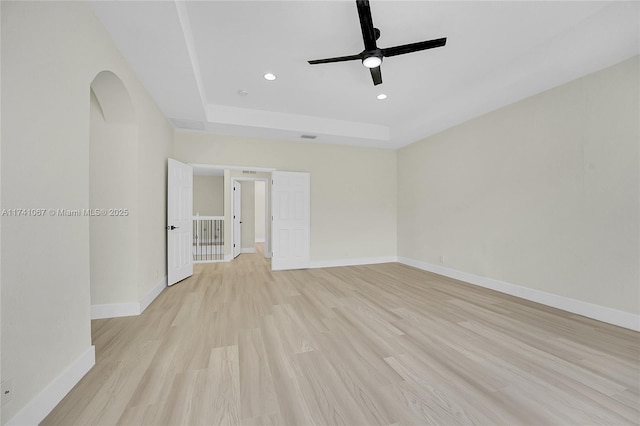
[44,247,640,425]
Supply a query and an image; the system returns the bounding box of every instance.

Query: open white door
[233,180,242,258]
[167,158,193,285]
[271,171,310,271]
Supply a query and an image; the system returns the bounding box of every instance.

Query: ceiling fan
[308,0,447,86]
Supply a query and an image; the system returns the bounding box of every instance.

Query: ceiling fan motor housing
[362,49,383,68]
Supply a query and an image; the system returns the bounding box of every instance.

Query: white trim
[91,302,140,319]
[205,104,390,142]
[255,238,265,243]
[232,179,242,259]
[224,254,233,262]
[398,257,640,332]
[309,256,398,269]
[7,346,95,426]
[241,248,256,254]
[233,176,270,182]
[174,1,208,114]
[91,277,167,320]
[189,163,275,173]
[140,276,167,313]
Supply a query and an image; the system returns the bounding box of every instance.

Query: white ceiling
[89,1,639,149]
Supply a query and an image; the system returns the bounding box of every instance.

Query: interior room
[1,1,638,425]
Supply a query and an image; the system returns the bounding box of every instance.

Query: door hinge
[233,244,236,247]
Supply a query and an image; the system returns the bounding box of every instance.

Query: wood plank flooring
[43,246,640,425]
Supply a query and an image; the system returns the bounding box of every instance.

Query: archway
[89,71,138,319]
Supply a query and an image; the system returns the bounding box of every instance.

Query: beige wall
[90,87,138,305]
[240,181,255,249]
[135,79,174,299]
[174,133,398,263]
[1,2,172,422]
[255,181,266,242]
[398,56,639,315]
[193,175,224,216]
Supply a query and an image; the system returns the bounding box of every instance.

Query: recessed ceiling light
[377,93,387,100]
[264,73,277,81]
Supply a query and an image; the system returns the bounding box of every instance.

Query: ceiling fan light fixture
[362,55,382,69]
[307,1,447,86]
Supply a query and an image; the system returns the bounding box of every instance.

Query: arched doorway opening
[89,71,138,323]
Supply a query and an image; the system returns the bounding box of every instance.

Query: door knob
[167,225,179,230]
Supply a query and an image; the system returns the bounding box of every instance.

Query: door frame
[189,164,311,266]
[190,164,275,261]
[231,176,271,259]
[232,179,242,258]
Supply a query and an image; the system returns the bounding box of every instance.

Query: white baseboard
[309,256,398,269]
[398,257,640,332]
[140,276,167,313]
[224,254,233,262]
[91,302,140,319]
[241,248,256,254]
[7,346,95,426]
[91,276,167,320]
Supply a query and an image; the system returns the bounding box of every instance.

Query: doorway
[173,162,309,271]
[189,164,273,262]
[231,176,271,259]
[89,71,138,318]
[254,180,267,255]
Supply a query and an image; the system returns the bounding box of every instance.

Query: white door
[233,180,242,258]
[167,158,193,285]
[271,171,310,270]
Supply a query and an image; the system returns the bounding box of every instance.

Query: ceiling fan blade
[370,66,382,86]
[356,0,377,50]
[308,54,362,65]
[382,37,447,58]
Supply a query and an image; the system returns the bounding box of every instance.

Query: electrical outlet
[1,379,12,407]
